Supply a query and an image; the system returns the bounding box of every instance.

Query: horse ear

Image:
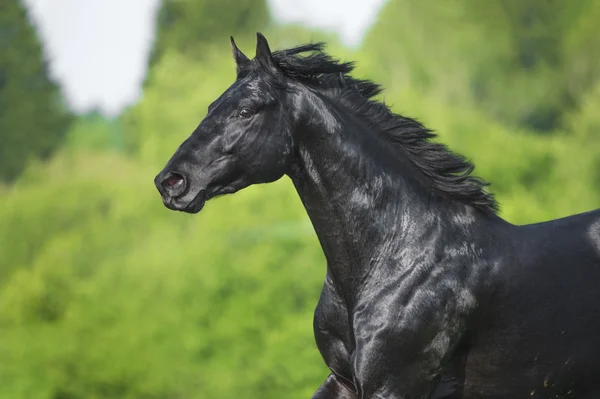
[255,32,278,73]
[230,36,249,75]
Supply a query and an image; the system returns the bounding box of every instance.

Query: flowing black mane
[270,43,498,214]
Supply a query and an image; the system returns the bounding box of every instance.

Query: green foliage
[146,0,271,81]
[362,0,600,132]
[0,0,73,182]
[1,2,599,399]
[0,152,327,398]
[564,81,600,140]
[63,111,124,153]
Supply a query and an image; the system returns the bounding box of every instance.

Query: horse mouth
[183,190,207,214]
[179,186,236,214]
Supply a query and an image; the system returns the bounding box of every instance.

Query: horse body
[154,34,600,398]
[459,211,600,398]
[309,201,600,398]
[292,91,600,398]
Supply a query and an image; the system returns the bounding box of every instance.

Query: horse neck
[287,94,503,293]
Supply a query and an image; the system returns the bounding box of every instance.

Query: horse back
[461,208,600,398]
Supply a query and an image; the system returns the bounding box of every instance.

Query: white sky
[22,0,387,116]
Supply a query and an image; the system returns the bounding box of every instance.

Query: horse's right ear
[230,36,250,76]
[255,32,279,74]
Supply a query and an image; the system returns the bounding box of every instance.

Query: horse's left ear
[255,32,278,73]
[230,36,249,76]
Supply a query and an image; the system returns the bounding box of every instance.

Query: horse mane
[269,43,499,214]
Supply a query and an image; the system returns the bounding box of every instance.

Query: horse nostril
[160,172,187,197]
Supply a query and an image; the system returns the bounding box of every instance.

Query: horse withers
[154,33,600,399]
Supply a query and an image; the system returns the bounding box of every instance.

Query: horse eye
[238,108,253,119]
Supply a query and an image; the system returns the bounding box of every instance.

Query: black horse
[154,33,600,399]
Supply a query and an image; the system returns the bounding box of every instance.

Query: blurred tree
[363,0,600,133]
[146,0,271,76]
[0,0,73,182]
